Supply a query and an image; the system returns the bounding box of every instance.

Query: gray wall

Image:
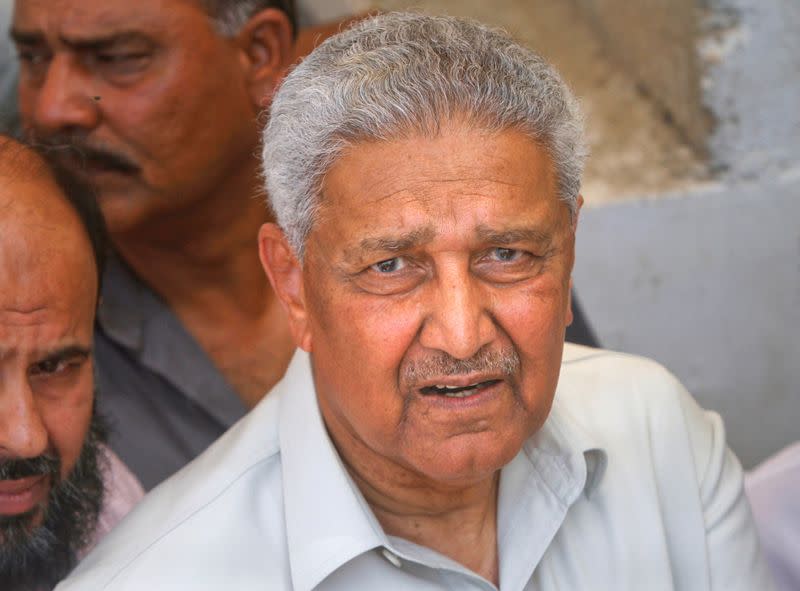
[699,0,800,179]
[575,175,800,468]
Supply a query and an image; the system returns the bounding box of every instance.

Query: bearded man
[0,136,142,590]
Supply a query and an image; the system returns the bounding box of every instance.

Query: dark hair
[203,0,297,37]
[0,135,108,298]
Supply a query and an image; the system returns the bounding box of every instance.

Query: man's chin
[406,434,523,487]
[0,505,46,543]
[0,412,107,590]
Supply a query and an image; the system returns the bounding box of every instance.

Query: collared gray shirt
[60,345,772,590]
[95,257,248,490]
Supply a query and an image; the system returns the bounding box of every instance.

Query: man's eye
[370,257,406,274]
[29,357,83,378]
[17,49,50,65]
[30,359,66,376]
[96,52,145,63]
[90,52,152,76]
[492,248,523,262]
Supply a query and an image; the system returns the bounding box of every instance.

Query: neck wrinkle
[341,448,501,584]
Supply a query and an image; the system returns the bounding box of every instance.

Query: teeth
[444,387,478,398]
[436,384,478,391]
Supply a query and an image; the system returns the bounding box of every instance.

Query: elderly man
[58,13,768,590]
[0,136,142,590]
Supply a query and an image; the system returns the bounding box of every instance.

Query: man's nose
[0,379,49,461]
[28,54,100,136]
[418,264,496,360]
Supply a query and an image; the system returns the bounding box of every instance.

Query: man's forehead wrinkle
[1,306,47,317]
[14,1,179,42]
[367,176,525,204]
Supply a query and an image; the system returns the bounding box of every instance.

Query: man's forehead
[12,0,207,38]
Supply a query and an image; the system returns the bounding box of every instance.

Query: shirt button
[381,548,402,568]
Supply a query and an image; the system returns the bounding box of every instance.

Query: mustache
[0,454,60,481]
[35,137,140,175]
[402,347,521,389]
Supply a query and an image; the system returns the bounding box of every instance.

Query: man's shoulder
[557,344,721,484]
[559,343,687,406]
[58,393,288,590]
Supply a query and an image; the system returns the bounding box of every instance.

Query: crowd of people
[0,1,796,590]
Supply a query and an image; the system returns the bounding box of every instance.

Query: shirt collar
[278,350,607,591]
[97,255,246,427]
[278,352,387,591]
[494,379,607,590]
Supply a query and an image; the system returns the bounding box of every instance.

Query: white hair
[263,12,587,257]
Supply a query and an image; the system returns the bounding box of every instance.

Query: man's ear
[236,8,294,109]
[259,223,312,352]
[566,277,575,327]
[572,194,584,233]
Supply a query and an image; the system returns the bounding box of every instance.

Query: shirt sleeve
[678,389,776,591]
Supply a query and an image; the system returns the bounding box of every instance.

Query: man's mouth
[0,476,49,516]
[420,379,502,398]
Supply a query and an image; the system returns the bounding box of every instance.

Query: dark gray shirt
[95,258,248,490]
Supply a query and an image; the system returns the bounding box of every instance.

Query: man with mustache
[58,14,769,590]
[10,0,300,490]
[0,136,142,590]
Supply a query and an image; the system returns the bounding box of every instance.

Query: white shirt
[57,345,772,591]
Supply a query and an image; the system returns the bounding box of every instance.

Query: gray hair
[202,0,296,36]
[263,12,587,257]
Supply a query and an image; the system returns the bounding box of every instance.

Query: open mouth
[419,379,501,398]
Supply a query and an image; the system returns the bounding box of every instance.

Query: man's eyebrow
[9,28,43,45]
[344,227,437,262]
[475,225,552,245]
[10,28,151,51]
[37,345,92,364]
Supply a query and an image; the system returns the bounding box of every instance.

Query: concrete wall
[570,0,708,151]
[574,174,800,468]
[698,0,800,180]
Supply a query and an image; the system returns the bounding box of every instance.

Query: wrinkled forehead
[320,128,560,214]
[12,0,210,38]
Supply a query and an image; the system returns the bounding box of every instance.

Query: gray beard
[0,410,107,591]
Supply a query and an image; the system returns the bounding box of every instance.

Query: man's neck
[114,196,269,317]
[338,441,501,585]
[112,182,295,407]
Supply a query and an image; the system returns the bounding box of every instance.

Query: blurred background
[2,0,798,467]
